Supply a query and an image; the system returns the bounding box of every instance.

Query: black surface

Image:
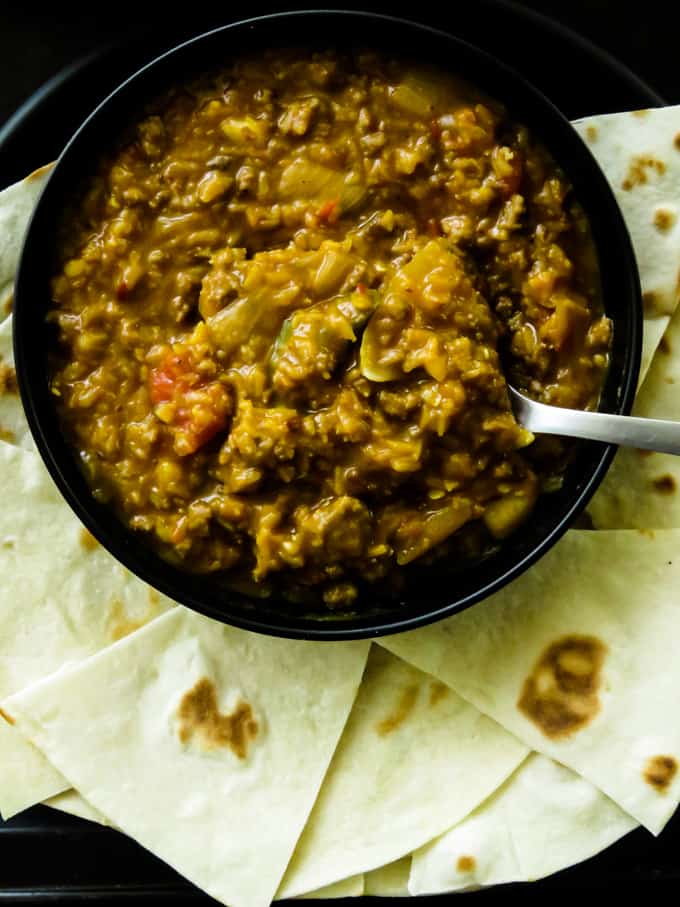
[0,0,676,900]
[0,0,678,126]
[0,0,669,186]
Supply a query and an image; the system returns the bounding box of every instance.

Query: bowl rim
[13,8,643,640]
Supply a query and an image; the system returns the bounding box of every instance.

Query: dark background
[1,0,678,126]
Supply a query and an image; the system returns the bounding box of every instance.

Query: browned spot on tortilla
[429,681,449,706]
[177,677,258,758]
[585,125,598,142]
[644,755,678,792]
[638,528,656,539]
[376,685,419,736]
[3,293,13,317]
[79,527,99,551]
[26,162,55,183]
[0,426,16,444]
[107,598,147,642]
[107,588,162,641]
[654,208,676,233]
[633,108,650,117]
[518,635,607,739]
[456,855,476,873]
[642,290,661,314]
[0,707,15,726]
[637,448,654,458]
[621,155,666,190]
[659,336,672,355]
[0,362,18,395]
[674,134,680,151]
[652,474,676,494]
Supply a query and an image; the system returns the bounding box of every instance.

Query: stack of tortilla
[1,103,680,904]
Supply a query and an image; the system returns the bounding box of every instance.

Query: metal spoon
[508,384,680,456]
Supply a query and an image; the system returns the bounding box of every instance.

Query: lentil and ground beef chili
[49,51,611,609]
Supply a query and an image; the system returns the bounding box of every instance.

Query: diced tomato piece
[357,282,367,295]
[177,410,229,455]
[149,353,194,403]
[149,348,231,455]
[149,367,179,404]
[163,353,192,381]
[317,197,339,223]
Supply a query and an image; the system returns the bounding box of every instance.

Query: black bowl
[13,10,642,640]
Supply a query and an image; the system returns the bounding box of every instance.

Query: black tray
[0,1,676,900]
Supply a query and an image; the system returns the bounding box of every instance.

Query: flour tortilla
[364,858,411,897]
[409,753,637,893]
[295,876,364,899]
[44,789,112,826]
[4,607,370,907]
[277,647,527,897]
[0,101,676,887]
[589,297,680,528]
[573,105,680,381]
[0,441,175,817]
[40,785,354,893]
[0,717,69,814]
[381,529,680,834]
[0,165,52,321]
[43,789,364,898]
[0,317,33,449]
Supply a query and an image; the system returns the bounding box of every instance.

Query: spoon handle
[521,401,680,456]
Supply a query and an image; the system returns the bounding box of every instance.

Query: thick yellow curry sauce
[49,51,610,608]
